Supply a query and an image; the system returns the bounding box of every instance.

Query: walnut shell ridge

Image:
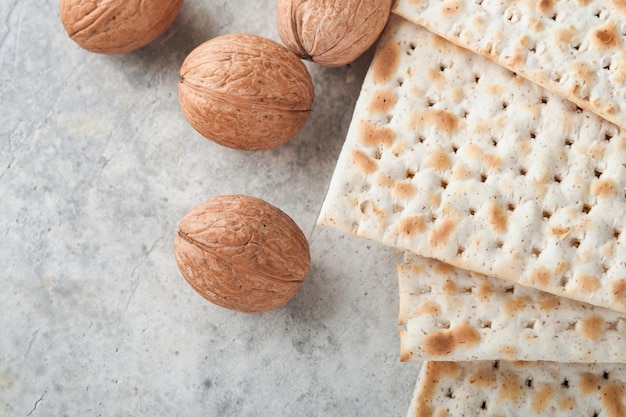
[178,33,314,151]
[174,195,311,313]
[276,0,393,67]
[60,0,183,54]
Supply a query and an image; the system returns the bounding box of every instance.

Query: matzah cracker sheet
[408,361,626,417]
[392,0,626,130]
[317,15,626,313]
[399,253,626,363]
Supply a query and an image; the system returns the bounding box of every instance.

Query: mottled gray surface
[0,1,418,416]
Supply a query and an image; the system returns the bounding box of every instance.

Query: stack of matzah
[318,2,626,415]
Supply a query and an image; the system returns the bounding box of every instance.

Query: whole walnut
[178,34,314,151]
[276,0,393,67]
[60,0,184,54]
[174,195,311,313]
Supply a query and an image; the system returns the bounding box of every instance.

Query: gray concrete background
[0,1,418,416]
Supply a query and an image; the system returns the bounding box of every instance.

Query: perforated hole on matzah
[408,361,626,417]
[318,15,626,313]
[398,254,626,363]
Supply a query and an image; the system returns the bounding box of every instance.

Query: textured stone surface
[0,1,416,416]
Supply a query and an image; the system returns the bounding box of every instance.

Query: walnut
[276,0,393,67]
[178,34,314,151]
[60,0,183,54]
[173,195,311,313]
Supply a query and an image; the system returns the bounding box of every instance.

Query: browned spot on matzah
[429,191,442,208]
[559,396,575,411]
[601,383,626,417]
[410,109,460,136]
[487,203,508,233]
[579,372,599,395]
[414,300,441,316]
[507,53,525,68]
[531,385,555,413]
[603,241,616,258]
[579,315,604,341]
[486,84,503,96]
[453,163,472,180]
[372,43,400,84]
[517,34,530,50]
[376,174,394,188]
[440,0,461,16]
[368,90,396,114]
[465,143,502,170]
[471,15,485,31]
[415,362,461,417]
[500,345,519,358]
[530,266,551,288]
[409,263,424,275]
[592,177,617,197]
[536,0,554,13]
[391,140,407,157]
[539,297,560,311]
[578,274,601,293]
[613,0,626,13]
[433,261,455,276]
[429,213,458,247]
[424,321,480,356]
[555,261,570,277]
[476,281,492,302]
[517,137,533,156]
[593,25,621,49]
[554,26,576,49]
[398,215,426,236]
[469,368,496,387]
[351,150,377,174]
[511,361,533,368]
[431,33,452,49]
[504,296,530,316]
[498,374,523,403]
[357,120,395,147]
[583,143,606,160]
[423,334,455,356]
[605,102,618,115]
[450,88,463,103]
[427,68,446,87]
[611,279,626,304]
[393,181,416,200]
[569,62,595,94]
[441,279,457,295]
[426,148,452,171]
[550,225,571,239]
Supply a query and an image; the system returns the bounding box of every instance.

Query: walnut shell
[178,34,314,151]
[60,0,183,54]
[173,195,311,313]
[276,0,392,67]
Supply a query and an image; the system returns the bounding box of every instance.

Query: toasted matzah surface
[317,15,626,313]
[399,253,626,363]
[408,361,626,417]
[392,0,626,130]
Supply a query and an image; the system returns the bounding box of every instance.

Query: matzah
[392,0,626,130]
[399,253,626,363]
[408,360,626,417]
[317,15,626,313]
